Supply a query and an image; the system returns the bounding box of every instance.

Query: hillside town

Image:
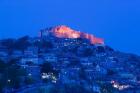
[0,26,140,93]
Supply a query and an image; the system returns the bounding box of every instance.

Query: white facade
[43,53,57,62]
[21,57,39,65]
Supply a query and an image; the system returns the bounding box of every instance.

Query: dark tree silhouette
[14,36,31,51]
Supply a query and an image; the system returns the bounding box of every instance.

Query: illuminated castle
[39,25,104,45]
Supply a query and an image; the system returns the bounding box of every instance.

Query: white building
[21,56,39,65]
[11,50,23,58]
[0,51,8,62]
[43,53,57,62]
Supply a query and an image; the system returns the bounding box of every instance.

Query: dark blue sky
[0,0,140,55]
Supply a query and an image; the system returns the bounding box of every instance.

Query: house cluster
[0,34,140,93]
